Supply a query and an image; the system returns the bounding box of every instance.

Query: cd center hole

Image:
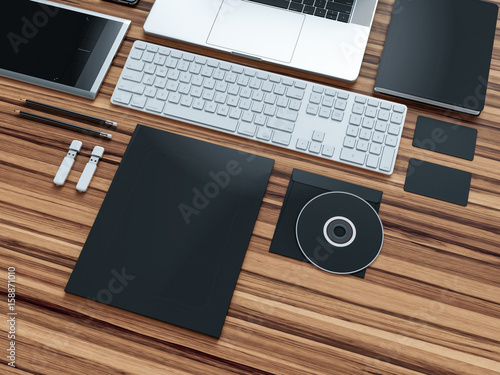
[334,226,346,237]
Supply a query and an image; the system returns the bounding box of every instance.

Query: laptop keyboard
[248,0,354,22]
[112,41,407,175]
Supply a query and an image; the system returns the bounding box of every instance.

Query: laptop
[144,0,379,82]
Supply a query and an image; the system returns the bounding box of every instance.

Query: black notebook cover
[65,125,274,338]
[269,169,383,278]
[374,0,498,115]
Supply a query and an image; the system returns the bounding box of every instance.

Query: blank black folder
[374,0,498,115]
[65,125,274,337]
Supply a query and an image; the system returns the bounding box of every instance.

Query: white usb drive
[76,146,105,193]
[54,140,83,186]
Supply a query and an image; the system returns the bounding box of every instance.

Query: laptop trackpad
[207,1,304,63]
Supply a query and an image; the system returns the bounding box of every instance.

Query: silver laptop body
[144,0,378,81]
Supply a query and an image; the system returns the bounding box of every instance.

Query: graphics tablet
[0,0,130,99]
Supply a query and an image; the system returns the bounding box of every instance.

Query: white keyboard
[112,41,407,174]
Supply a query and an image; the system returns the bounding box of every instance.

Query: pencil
[14,110,112,139]
[20,99,118,127]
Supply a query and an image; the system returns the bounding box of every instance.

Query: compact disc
[295,191,383,274]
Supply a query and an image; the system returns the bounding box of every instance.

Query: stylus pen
[14,110,112,139]
[20,99,118,127]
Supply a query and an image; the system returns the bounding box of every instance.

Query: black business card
[404,159,472,206]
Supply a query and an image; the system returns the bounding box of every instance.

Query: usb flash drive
[76,146,105,193]
[54,140,83,186]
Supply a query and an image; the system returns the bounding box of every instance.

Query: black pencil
[14,110,112,139]
[20,99,118,127]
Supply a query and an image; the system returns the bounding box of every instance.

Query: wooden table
[1,1,499,374]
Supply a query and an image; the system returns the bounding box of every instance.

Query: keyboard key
[359,128,372,140]
[250,0,290,9]
[378,110,390,121]
[217,105,230,116]
[286,87,305,100]
[319,107,331,118]
[375,120,388,132]
[393,104,405,113]
[386,134,398,147]
[372,131,385,144]
[276,108,298,121]
[310,93,322,104]
[370,143,382,155]
[130,48,143,60]
[123,70,143,83]
[112,91,132,105]
[146,98,165,113]
[267,118,295,133]
[322,96,334,107]
[391,113,403,124]
[312,85,324,94]
[326,2,351,13]
[312,130,325,142]
[349,114,362,126]
[164,103,238,132]
[131,95,147,108]
[272,130,292,146]
[309,142,321,154]
[322,145,334,157]
[380,102,392,110]
[366,154,379,169]
[127,60,145,71]
[352,103,364,115]
[254,114,267,126]
[356,140,369,152]
[365,106,377,118]
[340,148,366,165]
[346,125,359,137]
[332,111,343,122]
[343,136,356,148]
[380,147,395,172]
[296,138,309,150]
[229,108,242,119]
[314,8,326,17]
[303,5,315,14]
[118,81,145,95]
[337,91,349,100]
[337,13,350,23]
[355,96,367,104]
[334,100,347,111]
[326,11,338,20]
[192,98,204,110]
[306,104,319,115]
[238,123,257,137]
[325,88,337,97]
[388,124,401,136]
[362,117,375,129]
[289,99,301,111]
[205,102,218,114]
[257,127,272,141]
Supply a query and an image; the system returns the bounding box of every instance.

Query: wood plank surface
[1,0,499,374]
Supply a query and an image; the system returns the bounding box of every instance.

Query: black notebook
[65,125,274,338]
[374,0,498,115]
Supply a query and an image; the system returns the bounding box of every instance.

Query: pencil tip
[14,109,20,114]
